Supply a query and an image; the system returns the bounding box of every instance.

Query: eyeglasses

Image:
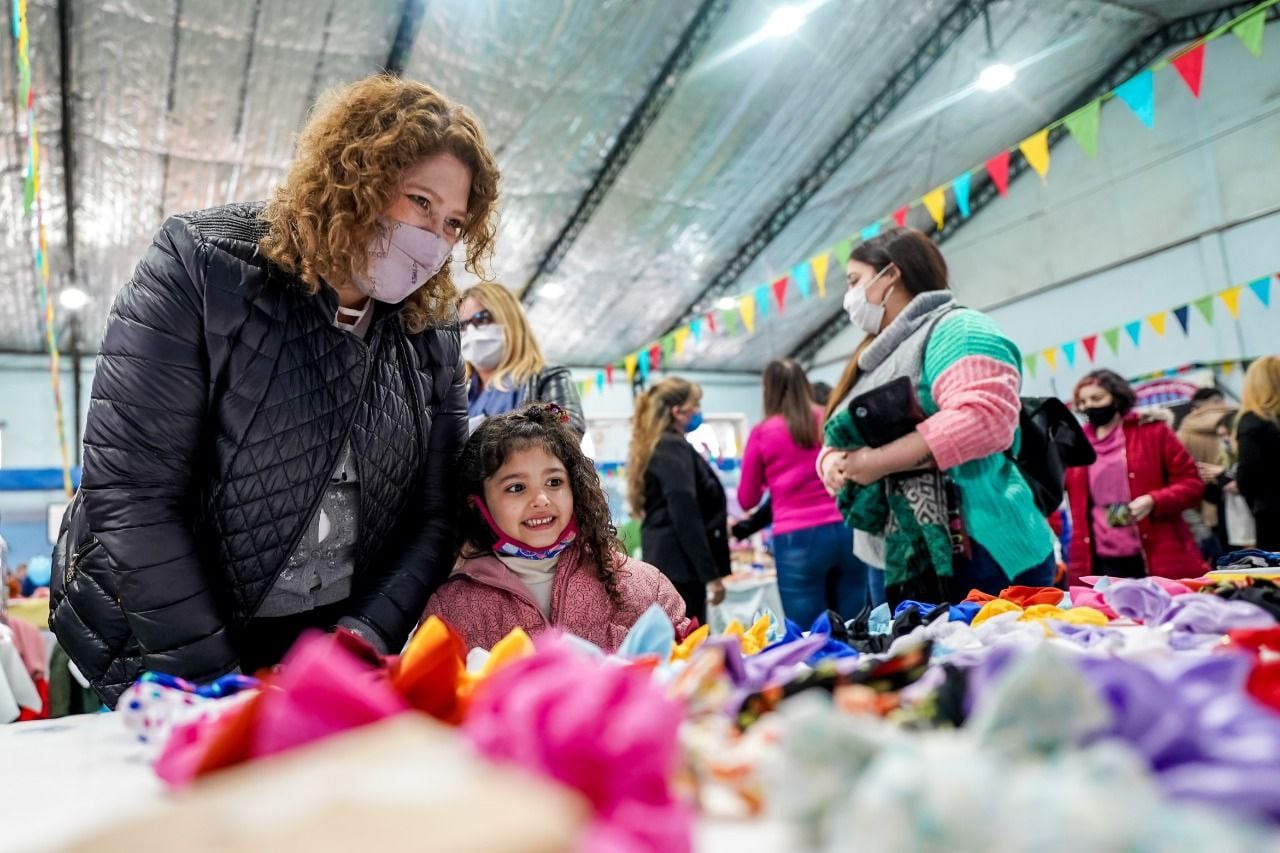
[460,309,494,331]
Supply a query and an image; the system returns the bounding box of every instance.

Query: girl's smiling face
[482,445,573,547]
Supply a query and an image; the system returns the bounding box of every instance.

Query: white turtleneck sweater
[497,553,561,619]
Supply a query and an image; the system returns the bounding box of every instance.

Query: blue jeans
[773,522,870,628]
[951,540,1055,597]
[868,565,887,608]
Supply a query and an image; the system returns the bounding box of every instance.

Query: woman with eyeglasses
[458,282,585,436]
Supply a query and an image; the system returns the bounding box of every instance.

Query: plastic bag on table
[709,569,786,640]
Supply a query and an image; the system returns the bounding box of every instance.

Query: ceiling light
[59,286,89,311]
[762,4,807,38]
[716,296,737,310]
[540,282,566,300]
[976,61,1016,92]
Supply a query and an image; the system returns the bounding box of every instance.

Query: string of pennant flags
[1129,358,1260,385]
[1022,272,1275,379]
[11,0,74,495]
[588,0,1277,394]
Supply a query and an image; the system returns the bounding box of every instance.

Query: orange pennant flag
[811,252,831,299]
[922,187,947,231]
[1221,286,1243,318]
[1020,129,1051,182]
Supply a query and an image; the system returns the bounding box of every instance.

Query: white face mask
[462,324,505,370]
[843,266,895,336]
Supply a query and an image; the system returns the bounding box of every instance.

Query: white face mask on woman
[461,324,505,369]
[842,266,895,336]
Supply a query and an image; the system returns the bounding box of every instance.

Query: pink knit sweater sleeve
[737,426,767,512]
[915,355,1021,471]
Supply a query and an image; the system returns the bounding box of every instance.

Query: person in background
[627,377,730,624]
[739,360,867,627]
[426,404,688,651]
[1235,356,1280,551]
[1214,412,1256,551]
[810,381,833,408]
[458,282,584,436]
[1066,370,1205,582]
[5,564,20,601]
[52,76,498,705]
[1178,386,1236,559]
[819,228,1054,604]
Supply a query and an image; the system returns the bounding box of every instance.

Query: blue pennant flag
[1114,71,1155,128]
[754,284,770,319]
[1248,276,1271,307]
[860,222,882,242]
[1173,305,1191,334]
[952,172,972,218]
[1125,320,1142,347]
[792,262,813,300]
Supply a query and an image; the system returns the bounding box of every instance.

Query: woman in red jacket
[1066,370,1205,582]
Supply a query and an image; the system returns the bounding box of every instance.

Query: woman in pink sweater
[426,404,689,651]
[739,360,869,627]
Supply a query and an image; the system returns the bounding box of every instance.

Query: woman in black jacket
[627,377,730,623]
[50,76,501,705]
[1236,356,1280,551]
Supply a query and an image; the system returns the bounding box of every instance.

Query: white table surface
[0,714,796,852]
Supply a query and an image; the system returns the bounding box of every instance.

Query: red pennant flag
[985,150,1011,197]
[706,311,717,335]
[605,363,614,385]
[892,206,909,228]
[649,343,662,372]
[772,276,789,312]
[1171,43,1205,98]
[1081,334,1098,363]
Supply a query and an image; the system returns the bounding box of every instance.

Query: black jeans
[237,601,347,673]
[672,579,708,626]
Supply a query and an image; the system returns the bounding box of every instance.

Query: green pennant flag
[1102,327,1121,355]
[833,238,853,268]
[1193,294,1215,324]
[23,173,35,214]
[724,308,739,335]
[1063,100,1101,159]
[1233,8,1266,57]
[1024,352,1038,379]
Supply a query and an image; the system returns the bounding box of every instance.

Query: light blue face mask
[684,411,704,433]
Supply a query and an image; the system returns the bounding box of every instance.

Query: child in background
[426,404,690,651]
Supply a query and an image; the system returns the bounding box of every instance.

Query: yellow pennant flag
[922,187,947,231]
[674,326,691,355]
[1220,285,1243,318]
[624,353,638,383]
[580,381,592,399]
[1147,312,1167,336]
[1042,348,1058,372]
[738,295,756,333]
[811,252,831,299]
[1222,361,1237,375]
[1020,129,1051,182]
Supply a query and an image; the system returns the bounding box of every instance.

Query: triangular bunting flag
[675,327,691,355]
[892,206,909,228]
[754,284,770,320]
[606,363,615,385]
[1221,285,1242,318]
[1147,312,1167,336]
[650,343,663,373]
[1114,71,1155,128]
[986,150,1011,196]
[1019,130,1051,182]
[1103,327,1121,355]
[1222,361,1237,376]
[638,349,651,382]
[860,222,882,241]
[624,354,638,383]
[1248,276,1271,307]
[1233,8,1266,57]
[596,371,605,392]
[953,172,972,218]
[690,316,704,342]
[922,187,947,231]
[772,276,789,311]
[1171,43,1205,98]
[791,262,812,300]
[706,311,717,335]
[724,308,738,336]
[1062,341,1076,367]
[811,253,830,299]
[1024,352,1038,378]
[1081,335,1098,362]
[1124,320,1142,347]
[738,295,756,333]
[1173,305,1191,335]
[1193,295,1215,324]
[833,238,853,269]
[1042,348,1058,372]
[1063,100,1101,159]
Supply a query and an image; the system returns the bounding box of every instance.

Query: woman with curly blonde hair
[50,75,501,705]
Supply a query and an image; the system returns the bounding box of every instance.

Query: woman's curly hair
[456,404,623,606]
[259,75,500,333]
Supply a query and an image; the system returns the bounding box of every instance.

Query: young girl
[426,403,690,651]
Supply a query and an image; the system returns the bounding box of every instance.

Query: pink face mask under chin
[470,496,578,561]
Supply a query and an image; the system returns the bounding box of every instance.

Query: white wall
[811,24,1280,394]
[0,354,92,470]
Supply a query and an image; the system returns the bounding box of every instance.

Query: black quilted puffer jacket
[50,203,467,706]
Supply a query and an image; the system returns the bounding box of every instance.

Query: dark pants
[773,522,870,628]
[237,601,347,674]
[950,540,1056,598]
[672,579,708,626]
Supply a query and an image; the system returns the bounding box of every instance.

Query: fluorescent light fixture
[59,286,89,311]
[976,61,1016,91]
[762,4,808,38]
[716,296,737,310]
[540,282,566,300]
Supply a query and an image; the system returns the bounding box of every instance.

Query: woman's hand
[1128,494,1156,522]
[707,578,726,606]
[842,448,886,486]
[1224,479,1240,495]
[821,450,852,493]
[1196,462,1224,483]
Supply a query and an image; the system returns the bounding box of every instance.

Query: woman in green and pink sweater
[818,228,1054,604]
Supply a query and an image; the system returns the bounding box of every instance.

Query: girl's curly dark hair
[456,404,623,606]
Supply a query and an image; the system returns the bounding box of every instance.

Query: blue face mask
[684,411,704,433]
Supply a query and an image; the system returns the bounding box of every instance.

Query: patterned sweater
[425,545,690,652]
